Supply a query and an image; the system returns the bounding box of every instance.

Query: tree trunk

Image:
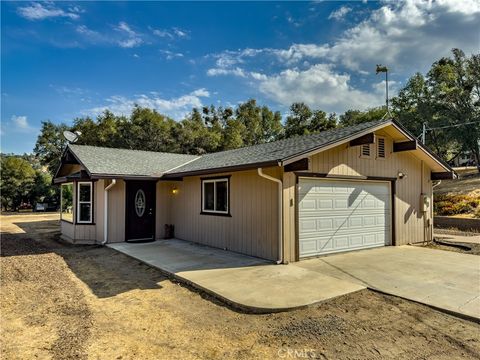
[472,145,480,173]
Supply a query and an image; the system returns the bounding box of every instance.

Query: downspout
[258,168,283,264]
[102,179,117,245]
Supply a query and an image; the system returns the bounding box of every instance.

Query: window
[202,178,229,215]
[61,183,73,222]
[77,182,93,223]
[361,144,371,158]
[377,137,386,159]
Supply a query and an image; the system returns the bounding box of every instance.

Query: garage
[298,178,391,258]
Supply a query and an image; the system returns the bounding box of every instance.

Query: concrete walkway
[108,239,365,312]
[295,246,480,320]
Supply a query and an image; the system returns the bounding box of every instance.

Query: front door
[125,181,156,242]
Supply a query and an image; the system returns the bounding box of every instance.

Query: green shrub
[434,194,479,216]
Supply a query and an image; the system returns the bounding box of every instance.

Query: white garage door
[298,178,391,258]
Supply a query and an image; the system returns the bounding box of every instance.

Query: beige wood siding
[283,171,296,263]
[60,220,75,242]
[107,180,126,243]
[156,182,173,239]
[169,168,281,260]
[283,131,433,261]
[95,180,105,242]
[73,224,97,243]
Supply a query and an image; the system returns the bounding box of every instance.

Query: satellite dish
[63,130,80,143]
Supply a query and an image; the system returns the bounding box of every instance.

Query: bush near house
[433,194,480,218]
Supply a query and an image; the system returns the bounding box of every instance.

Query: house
[53,119,455,263]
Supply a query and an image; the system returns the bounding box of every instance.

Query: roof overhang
[162,160,280,179]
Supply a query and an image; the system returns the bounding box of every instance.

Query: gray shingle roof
[67,144,198,177]
[67,119,439,179]
[166,119,390,176]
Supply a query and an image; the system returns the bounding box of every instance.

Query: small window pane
[79,203,91,222]
[204,182,215,210]
[216,181,228,212]
[79,184,91,201]
[61,183,73,222]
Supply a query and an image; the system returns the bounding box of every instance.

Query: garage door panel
[299,195,390,212]
[299,214,390,234]
[300,233,388,257]
[299,179,391,258]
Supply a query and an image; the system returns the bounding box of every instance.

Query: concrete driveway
[108,239,365,312]
[109,240,479,319]
[294,246,480,320]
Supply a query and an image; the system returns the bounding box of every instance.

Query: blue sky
[2,1,479,154]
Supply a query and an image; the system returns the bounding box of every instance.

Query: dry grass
[2,213,480,359]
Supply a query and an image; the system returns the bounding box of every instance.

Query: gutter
[257,168,283,264]
[102,179,117,245]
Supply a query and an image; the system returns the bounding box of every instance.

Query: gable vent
[361,144,371,157]
[377,138,386,158]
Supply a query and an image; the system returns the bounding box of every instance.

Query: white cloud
[173,27,189,38]
[208,0,480,74]
[159,50,184,60]
[203,0,479,114]
[86,89,210,119]
[115,22,143,48]
[17,3,81,21]
[272,44,329,64]
[256,65,381,114]
[321,0,480,72]
[152,27,190,40]
[11,115,34,132]
[207,67,247,78]
[75,25,104,42]
[328,6,352,21]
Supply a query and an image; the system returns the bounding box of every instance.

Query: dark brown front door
[125,181,156,242]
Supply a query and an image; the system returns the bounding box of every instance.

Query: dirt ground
[434,167,480,195]
[1,213,480,360]
[425,241,480,256]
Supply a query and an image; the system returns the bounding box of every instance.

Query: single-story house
[54,119,455,263]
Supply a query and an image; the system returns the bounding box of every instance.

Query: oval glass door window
[135,189,146,217]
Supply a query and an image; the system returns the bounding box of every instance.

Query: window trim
[376,136,387,160]
[60,182,74,224]
[77,181,94,224]
[200,176,231,216]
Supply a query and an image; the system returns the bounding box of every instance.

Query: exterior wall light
[172,186,179,195]
[397,171,407,179]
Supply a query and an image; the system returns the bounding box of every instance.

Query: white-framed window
[360,144,371,158]
[377,136,386,159]
[201,177,229,215]
[60,182,74,222]
[77,182,93,223]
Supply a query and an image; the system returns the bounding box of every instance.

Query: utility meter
[420,194,430,212]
